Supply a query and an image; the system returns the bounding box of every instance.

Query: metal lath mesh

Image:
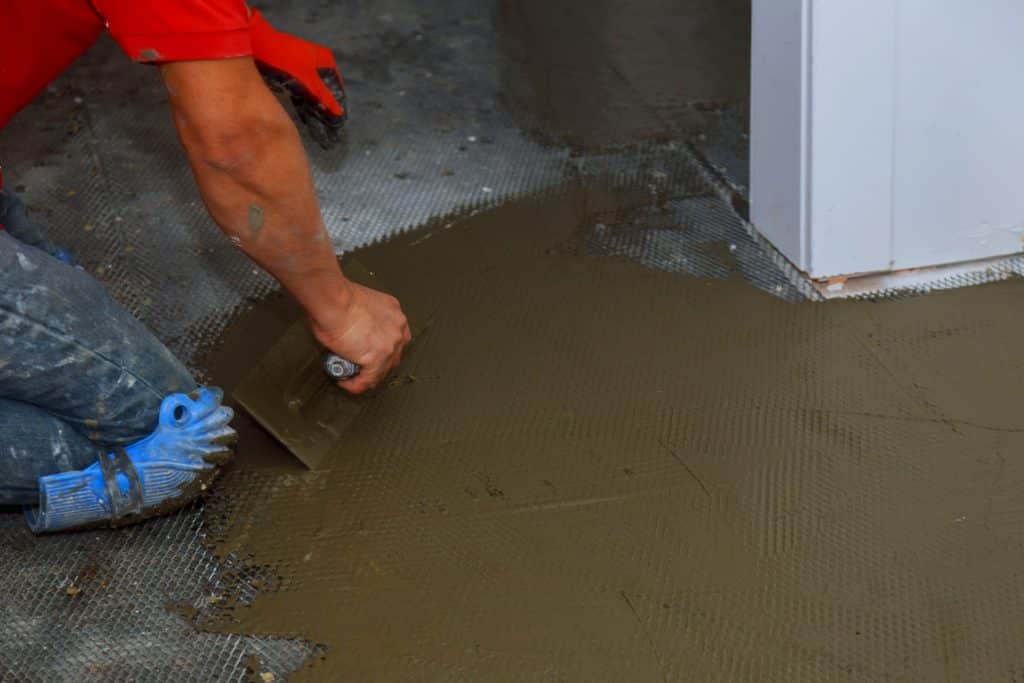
[0,508,319,681]
[566,142,813,301]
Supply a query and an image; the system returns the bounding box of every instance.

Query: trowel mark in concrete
[203,180,1024,681]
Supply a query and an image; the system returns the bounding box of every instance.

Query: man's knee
[0,234,196,446]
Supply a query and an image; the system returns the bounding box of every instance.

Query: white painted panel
[891,1,1024,270]
[750,0,808,269]
[806,1,896,277]
[752,1,1024,279]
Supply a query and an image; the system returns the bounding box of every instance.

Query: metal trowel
[233,260,378,470]
[233,318,365,469]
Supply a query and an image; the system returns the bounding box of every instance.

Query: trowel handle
[323,353,361,381]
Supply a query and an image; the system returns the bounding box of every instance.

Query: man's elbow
[163,57,299,175]
[179,109,292,176]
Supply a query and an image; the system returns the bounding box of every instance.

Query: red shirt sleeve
[89,0,253,63]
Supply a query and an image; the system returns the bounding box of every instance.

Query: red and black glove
[250,10,347,150]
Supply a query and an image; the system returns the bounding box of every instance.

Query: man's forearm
[161,57,410,393]
[162,58,351,325]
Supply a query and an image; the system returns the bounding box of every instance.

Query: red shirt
[0,0,252,130]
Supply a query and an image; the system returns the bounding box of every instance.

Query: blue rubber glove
[25,386,235,533]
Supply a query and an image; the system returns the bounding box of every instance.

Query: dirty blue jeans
[0,210,195,505]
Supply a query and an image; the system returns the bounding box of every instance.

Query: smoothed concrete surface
[207,181,1024,681]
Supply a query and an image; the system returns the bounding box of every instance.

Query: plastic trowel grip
[323,353,360,381]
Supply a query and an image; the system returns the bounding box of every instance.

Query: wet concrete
[188,1,1024,678]
[202,180,1024,680]
[499,0,750,148]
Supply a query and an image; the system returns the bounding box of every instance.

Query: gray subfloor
[0,1,807,680]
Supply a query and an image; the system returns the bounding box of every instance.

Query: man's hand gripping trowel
[233,262,398,470]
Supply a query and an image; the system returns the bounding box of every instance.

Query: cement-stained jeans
[0,230,195,505]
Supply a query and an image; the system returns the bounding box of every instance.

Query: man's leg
[0,230,235,531]
[0,0,104,129]
[0,229,196,446]
[0,187,75,264]
[0,398,99,506]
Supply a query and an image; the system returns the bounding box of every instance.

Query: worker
[0,2,411,532]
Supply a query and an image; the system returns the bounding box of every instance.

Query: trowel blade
[233,317,365,470]
[233,259,385,470]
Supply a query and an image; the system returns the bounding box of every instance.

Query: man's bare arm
[160,57,409,393]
